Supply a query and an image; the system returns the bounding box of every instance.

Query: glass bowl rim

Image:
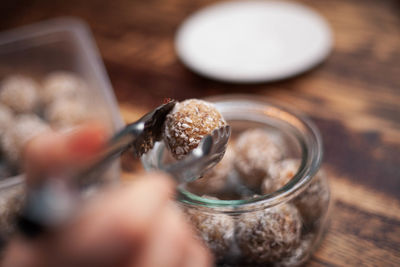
[174,94,323,213]
[143,94,323,213]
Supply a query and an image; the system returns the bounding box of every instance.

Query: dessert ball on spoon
[163,99,227,160]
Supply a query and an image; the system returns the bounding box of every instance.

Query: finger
[182,237,214,267]
[56,172,175,266]
[2,239,44,267]
[135,203,213,267]
[174,206,214,267]
[65,122,110,161]
[134,203,186,267]
[178,211,213,267]
[170,204,214,267]
[24,122,108,185]
[23,131,66,185]
[4,172,175,267]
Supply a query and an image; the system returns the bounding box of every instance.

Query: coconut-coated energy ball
[0,75,39,113]
[185,145,235,195]
[41,71,85,104]
[276,233,315,267]
[0,185,24,239]
[261,159,299,194]
[0,104,13,136]
[261,159,330,227]
[163,99,227,160]
[294,171,330,227]
[184,207,234,261]
[45,98,90,129]
[235,203,302,264]
[1,114,49,164]
[234,129,283,189]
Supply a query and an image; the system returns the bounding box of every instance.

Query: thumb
[53,172,175,267]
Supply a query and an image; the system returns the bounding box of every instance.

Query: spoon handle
[16,102,176,238]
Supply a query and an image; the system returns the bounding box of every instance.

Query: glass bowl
[0,18,124,248]
[142,95,331,266]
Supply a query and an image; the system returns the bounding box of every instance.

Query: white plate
[175,0,333,83]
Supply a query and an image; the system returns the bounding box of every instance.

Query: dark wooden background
[1,0,400,266]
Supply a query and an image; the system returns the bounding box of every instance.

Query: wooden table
[2,0,399,266]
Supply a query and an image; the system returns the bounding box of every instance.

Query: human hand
[2,123,212,267]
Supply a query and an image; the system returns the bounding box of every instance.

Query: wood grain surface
[1,0,400,266]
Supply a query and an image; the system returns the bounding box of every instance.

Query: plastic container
[142,95,331,266]
[0,18,124,246]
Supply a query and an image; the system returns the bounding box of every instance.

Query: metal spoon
[16,101,231,238]
[161,125,231,183]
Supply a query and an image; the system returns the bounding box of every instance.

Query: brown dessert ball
[45,98,90,129]
[0,75,39,113]
[294,171,330,227]
[235,203,302,264]
[234,129,283,189]
[41,71,85,104]
[185,145,235,195]
[1,114,50,164]
[163,99,227,160]
[261,159,330,226]
[0,104,13,136]
[261,159,299,194]
[276,233,315,267]
[0,185,24,239]
[184,207,234,261]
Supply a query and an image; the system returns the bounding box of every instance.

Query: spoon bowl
[144,125,231,183]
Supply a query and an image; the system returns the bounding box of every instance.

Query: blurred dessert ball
[0,75,39,113]
[0,185,25,240]
[262,159,330,227]
[276,233,315,267]
[0,104,13,136]
[45,98,90,129]
[183,204,234,262]
[41,71,85,104]
[234,129,283,189]
[261,158,300,194]
[235,203,302,264]
[0,71,93,169]
[1,114,49,165]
